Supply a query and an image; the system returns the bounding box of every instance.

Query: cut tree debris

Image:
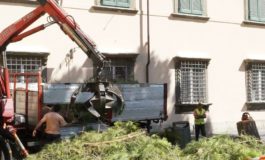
[27,122,265,160]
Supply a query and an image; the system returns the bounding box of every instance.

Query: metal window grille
[113,66,128,80]
[104,65,128,82]
[6,56,43,82]
[247,63,265,102]
[176,60,208,104]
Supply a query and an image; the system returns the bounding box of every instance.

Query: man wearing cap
[193,103,206,141]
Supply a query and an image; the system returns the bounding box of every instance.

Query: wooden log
[236,120,260,139]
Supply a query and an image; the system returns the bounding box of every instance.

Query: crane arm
[0,0,108,120]
[0,1,122,156]
[0,6,45,50]
[0,0,105,69]
[38,0,105,69]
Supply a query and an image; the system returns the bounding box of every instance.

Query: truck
[0,0,167,159]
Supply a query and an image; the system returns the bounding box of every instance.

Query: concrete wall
[1,0,265,137]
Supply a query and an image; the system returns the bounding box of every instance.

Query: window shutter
[179,0,191,14]
[258,0,265,21]
[192,0,203,15]
[117,0,130,8]
[249,0,259,21]
[101,0,117,7]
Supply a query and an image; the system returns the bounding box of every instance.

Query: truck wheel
[0,136,12,160]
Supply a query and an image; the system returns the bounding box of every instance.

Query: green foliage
[26,122,265,160]
[182,135,265,160]
[27,121,181,160]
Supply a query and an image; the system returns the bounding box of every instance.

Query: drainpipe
[146,0,150,83]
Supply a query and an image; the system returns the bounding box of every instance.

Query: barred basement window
[6,55,47,82]
[109,66,128,81]
[103,64,134,83]
[246,62,265,102]
[175,59,208,104]
[101,56,136,83]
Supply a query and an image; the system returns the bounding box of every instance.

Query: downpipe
[146,0,150,83]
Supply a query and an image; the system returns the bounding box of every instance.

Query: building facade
[1,0,265,137]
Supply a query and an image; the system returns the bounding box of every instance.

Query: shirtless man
[32,105,67,142]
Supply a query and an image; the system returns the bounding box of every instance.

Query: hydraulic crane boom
[0,0,105,70]
[0,0,123,159]
[0,0,125,124]
[0,0,109,120]
[0,0,124,158]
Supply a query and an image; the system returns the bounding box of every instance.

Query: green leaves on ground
[27,122,265,160]
[182,135,265,160]
[27,121,181,160]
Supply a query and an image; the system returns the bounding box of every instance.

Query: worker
[32,104,67,143]
[193,102,206,141]
[241,112,253,121]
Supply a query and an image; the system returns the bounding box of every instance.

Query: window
[103,60,134,83]
[175,59,208,104]
[247,0,265,22]
[176,0,205,15]
[101,0,131,8]
[94,0,137,13]
[6,53,48,82]
[246,62,265,102]
[0,0,62,5]
[106,65,130,81]
[0,0,38,4]
[101,55,136,83]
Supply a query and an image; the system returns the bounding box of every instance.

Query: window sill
[92,5,138,14]
[243,20,265,26]
[175,103,211,113]
[171,13,209,21]
[245,102,265,110]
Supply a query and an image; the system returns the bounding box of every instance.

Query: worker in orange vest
[193,103,206,141]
